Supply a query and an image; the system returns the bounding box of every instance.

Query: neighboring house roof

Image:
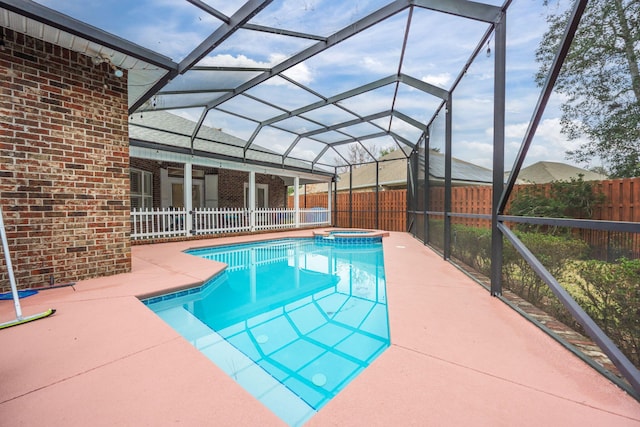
[510,161,607,184]
[427,151,493,184]
[338,149,408,192]
[305,149,493,193]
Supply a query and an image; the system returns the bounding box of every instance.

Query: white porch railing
[254,208,296,231]
[130,207,330,240]
[193,207,250,235]
[299,208,331,227]
[131,207,188,240]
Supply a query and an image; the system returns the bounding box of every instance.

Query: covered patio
[1,230,638,425]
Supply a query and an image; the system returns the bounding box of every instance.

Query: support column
[184,161,193,235]
[407,153,417,235]
[424,133,430,244]
[375,161,379,230]
[294,176,300,228]
[333,175,338,226]
[249,171,256,232]
[349,165,353,228]
[444,99,452,260]
[327,181,332,226]
[490,13,506,296]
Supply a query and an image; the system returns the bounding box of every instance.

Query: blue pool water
[144,238,389,426]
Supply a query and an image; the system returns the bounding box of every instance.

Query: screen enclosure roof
[1,0,509,178]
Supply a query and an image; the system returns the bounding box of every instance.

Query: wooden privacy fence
[288,190,407,231]
[429,178,640,258]
[427,177,640,223]
[582,178,640,259]
[294,178,639,256]
[592,178,640,222]
[341,190,406,231]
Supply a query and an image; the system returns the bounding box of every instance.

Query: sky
[35,0,598,172]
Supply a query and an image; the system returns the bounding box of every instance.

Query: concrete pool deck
[1,230,639,426]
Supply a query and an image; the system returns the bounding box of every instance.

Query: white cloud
[278,59,314,86]
[505,122,528,139]
[390,117,424,141]
[361,56,388,74]
[461,140,494,155]
[448,116,593,171]
[200,53,314,86]
[172,108,204,122]
[452,140,494,168]
[338,91,394,116]
[503,118,589,167]
[290,148,320,162]
[199,54,270,68]
[421,73,452,88]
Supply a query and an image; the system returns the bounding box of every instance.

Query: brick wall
[258,173,286,208]
[217,170,286,208]
[218,170,245,207]
[0,30,131,291]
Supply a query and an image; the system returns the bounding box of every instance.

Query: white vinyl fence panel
[130,208,188,240]
[130,207,330,240]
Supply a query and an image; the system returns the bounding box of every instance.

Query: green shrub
[427,218,445,251]
[450,225,492,276]
[568,258,640,367]
[423,215,639,369]
[508,175,605,234]
[502,232,589,306]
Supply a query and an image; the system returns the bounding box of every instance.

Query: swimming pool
[144,238,389,426]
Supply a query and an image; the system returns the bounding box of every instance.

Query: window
[244,183,268,208]
[169,180,202,208]
[131,169,153,209]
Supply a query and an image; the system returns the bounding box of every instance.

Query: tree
[589,165,609,176]
[536,0,640,177]
[334,143,378,173]
[379,145,398,157]
[508,175,605,233]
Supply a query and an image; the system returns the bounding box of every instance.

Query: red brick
[0,29,131,291]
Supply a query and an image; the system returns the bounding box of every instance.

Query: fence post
[375,160,379,229]
[424,139,430,244]
[249,171,256,232]
[327,181,332,226]
[294,176,300,228]
[490,12,506,296]
[349,165,353,228]
[184,162,193,236]
[444,99,452,260]
[331,177,338,227]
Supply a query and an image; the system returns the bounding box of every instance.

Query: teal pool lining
[216,291,388,406]
[143,237,390,424]
[141,240,319,306]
